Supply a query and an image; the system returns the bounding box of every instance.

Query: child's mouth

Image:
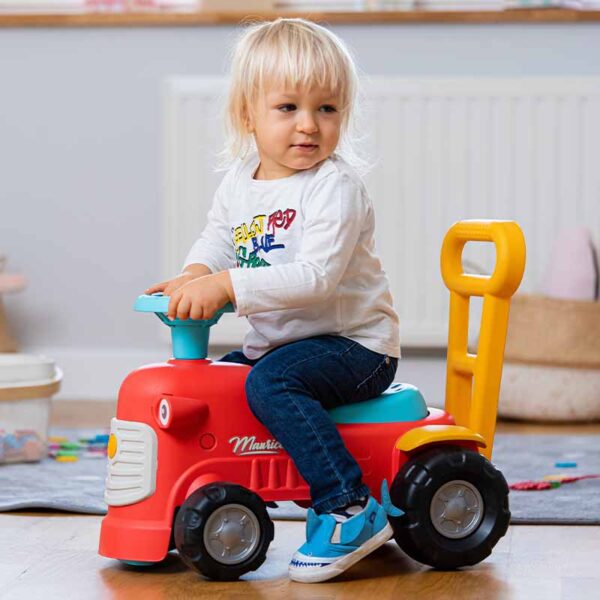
[292,144,318,153]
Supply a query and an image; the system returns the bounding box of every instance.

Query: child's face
[248,84,342,180]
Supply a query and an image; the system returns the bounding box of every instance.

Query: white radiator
[163,77,600,347]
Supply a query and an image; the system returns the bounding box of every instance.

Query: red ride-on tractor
[99,220,526,580]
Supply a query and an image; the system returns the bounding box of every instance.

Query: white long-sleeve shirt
[184,153,401,360]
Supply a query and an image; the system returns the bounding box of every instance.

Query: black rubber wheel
[174,482,274,580]
[168,506,179,551]
[389,446,510,570]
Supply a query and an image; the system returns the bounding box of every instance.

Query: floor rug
[0,432,598,524]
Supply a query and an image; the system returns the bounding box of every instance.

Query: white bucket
[0,354,62,464]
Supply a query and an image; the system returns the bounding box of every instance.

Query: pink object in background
[0,272,26,294]
[0,256,27,352]
[0,256,26,295]
[84,0,127,11]
[540,227,599,301]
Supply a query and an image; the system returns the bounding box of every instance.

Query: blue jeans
[219,335,398,514]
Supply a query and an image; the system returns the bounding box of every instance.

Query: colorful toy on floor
[47,433,109,462]
[99,220,526,580]
[510,474,600,491]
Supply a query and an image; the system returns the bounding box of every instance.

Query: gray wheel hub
[430,480,484,539]
[203,503,260,565]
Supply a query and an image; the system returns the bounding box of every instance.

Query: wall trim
[27,346,447,407]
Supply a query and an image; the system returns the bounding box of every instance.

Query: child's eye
[320,105,337,113]
[277,104,296,112]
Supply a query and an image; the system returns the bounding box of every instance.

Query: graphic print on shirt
[233,208,297,268]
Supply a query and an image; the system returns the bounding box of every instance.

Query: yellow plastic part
[441,220,526,459]
[396,425,486,452]
[56,455,79,463]
[107,433,118,459]
[543,475,569,482]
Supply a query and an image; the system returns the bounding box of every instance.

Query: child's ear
[242,103,255,134]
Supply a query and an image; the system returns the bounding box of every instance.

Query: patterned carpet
[0,432,598,524]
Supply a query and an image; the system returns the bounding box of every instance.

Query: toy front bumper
[99,512,172,563]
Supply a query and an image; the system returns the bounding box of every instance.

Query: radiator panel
[164,77,600,347]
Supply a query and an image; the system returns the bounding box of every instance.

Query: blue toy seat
[328,382,428,424]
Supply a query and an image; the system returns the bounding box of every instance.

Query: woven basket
[499,294,600,421]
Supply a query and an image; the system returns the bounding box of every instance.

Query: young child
[146,18,401,583]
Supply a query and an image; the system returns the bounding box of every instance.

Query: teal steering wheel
[134,294,235,360]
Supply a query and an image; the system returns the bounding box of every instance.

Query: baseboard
[28,344,258,401]
[30,346,170,401]
[28,346,447,406]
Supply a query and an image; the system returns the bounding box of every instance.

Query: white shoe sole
[288,522,394,584]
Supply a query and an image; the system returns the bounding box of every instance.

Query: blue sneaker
[288,481,403,583]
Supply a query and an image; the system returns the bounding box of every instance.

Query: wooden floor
[0,400,599,600]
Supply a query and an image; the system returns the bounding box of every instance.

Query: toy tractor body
[99,220,525,579]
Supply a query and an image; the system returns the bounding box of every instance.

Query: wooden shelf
[1,8,600,28]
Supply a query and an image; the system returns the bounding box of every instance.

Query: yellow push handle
[441,220,525,299]
[441,220,526,459]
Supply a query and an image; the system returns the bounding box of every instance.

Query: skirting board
[26,346,447,408]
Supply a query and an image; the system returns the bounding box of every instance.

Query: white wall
[1,23,599,400]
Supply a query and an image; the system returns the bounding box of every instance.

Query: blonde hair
[222,18,364,170]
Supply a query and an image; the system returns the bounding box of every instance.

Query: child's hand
[167,271,234,321]
[145,273,195,297]
[145,264,213,297]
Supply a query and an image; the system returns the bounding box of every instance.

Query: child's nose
[296,111,318,134]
